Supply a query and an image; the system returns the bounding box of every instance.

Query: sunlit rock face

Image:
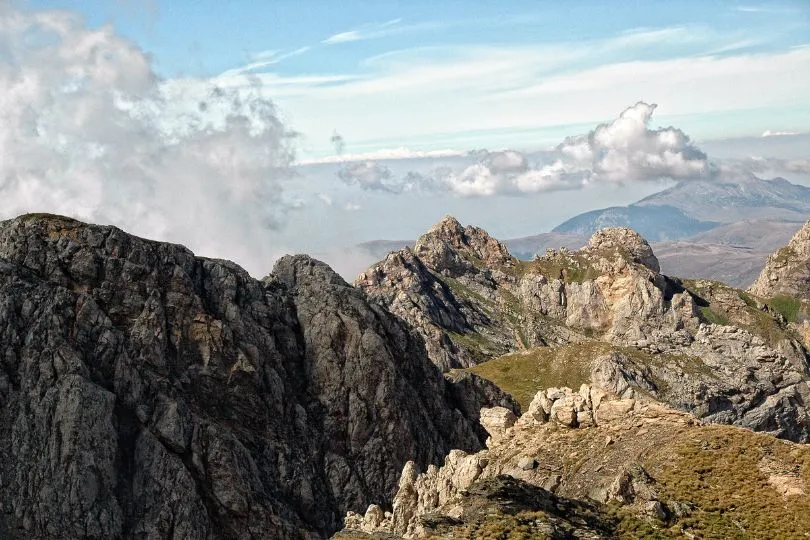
[357,216,810,443]
[749,219,810,300]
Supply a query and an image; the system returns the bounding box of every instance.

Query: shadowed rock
[0,213,515,539]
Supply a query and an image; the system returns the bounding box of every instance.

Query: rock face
[0,214,516,539]
[355,216,521,370]
[358,216,810,443]
[340,384,654,538]
[340,385,810,539]
[357,219,682,372]
[749,219,810,300]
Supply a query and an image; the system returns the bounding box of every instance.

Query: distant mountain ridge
[553,175,810,242]
[347,176,809,287]
[551,204,719,241]
[634,176,810,222]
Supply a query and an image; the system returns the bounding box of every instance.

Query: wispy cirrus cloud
[736,5,797,13]
[196,23,809,160]
[298,147,465,165]
[322,18,403,44]
[218,46,311,77]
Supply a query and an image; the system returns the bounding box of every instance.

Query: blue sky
[4,0,810,278]
[18,0,810,158]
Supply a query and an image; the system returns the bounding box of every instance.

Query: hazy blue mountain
[634,176,810,222]
[503,232,588,260]
[552,204,720,241]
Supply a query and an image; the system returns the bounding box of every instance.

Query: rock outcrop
[0,214,516,539]
[359,216,810,442]
[340,385,810,539]
[356,216,522,370]
[749,219,810,300]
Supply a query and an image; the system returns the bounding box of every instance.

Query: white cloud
[316,193,333,206]
[335,102,711,197]
[254,38,810,155]
[338,161,396,192]
[323,31,362,45]
[0,4,297,276]
[741,157,810,174]
[298,146,465,165]
[322,18,403,45]
[218,46,311,77]
[762,130,800,137]
[557,102,710,183]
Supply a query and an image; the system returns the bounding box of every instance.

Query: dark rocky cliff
[0,214,516,539]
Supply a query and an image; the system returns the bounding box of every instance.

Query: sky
[3,0,810,278]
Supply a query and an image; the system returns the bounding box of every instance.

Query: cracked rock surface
[0,214,516,539]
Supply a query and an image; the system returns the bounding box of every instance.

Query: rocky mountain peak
[586,227,660,273]
[426,214,466,238]
[271,253,348,289]
[749,219,810,300]
[413,215,515,273]
[0,213,518,538]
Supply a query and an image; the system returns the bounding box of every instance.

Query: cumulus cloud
[556,101,711,183]
[337,102,711,197]
[338,161,397,192]
[0,5,297,276]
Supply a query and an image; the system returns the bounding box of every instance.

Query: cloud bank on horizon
[0,4,299,276]
[337,102,714,197]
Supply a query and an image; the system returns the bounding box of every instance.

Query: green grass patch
[767,295,802,324]
[441,275,496,309]
[698,306,729,326]
[683,279,800,348]
[468,343,709,409]
[514,252,603,284]
[737,291,757,308]
[468,343,613,409]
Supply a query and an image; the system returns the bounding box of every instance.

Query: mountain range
[353,175,808,287]
[1,211,809,538]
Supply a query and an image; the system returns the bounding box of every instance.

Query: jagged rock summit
[358,216,810,443]
[412,215,516,273]
[586,227,660,273]
[0,213,515,539]
[749,218,810,300]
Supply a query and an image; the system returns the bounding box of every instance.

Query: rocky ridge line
[357,216,810,442]
[0,213,516,539]
[340,382,810,539]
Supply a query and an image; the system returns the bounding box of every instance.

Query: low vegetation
[698,306,729,326]
[468,343,605,409]
[767,295,802,324]
[645,426,810,538]
[468,342,706,410]
[401,423,810,539]
[683,279,801,348]
[514,251,603,284]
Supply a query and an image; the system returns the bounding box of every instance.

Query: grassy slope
[467,342,704,410]
[434,422,810,539]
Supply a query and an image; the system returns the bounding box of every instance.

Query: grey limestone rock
[0,214,516,539]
